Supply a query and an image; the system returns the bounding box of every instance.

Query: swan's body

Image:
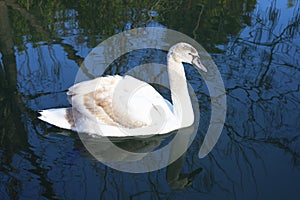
[38,43,207,137]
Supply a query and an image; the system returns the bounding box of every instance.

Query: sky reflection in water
[0,0,299,199]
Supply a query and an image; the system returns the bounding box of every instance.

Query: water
[0,0,299,199]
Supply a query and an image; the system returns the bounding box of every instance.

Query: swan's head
[168,42,207,72]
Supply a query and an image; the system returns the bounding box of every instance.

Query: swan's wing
[67,75,123,127]
[67,75,175,131]
[111,75,176,128]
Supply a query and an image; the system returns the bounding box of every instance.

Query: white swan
[38,42,207,137]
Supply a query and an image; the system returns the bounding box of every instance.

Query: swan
[38,42,207,137]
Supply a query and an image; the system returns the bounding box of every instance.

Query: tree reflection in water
[0,0,299,199]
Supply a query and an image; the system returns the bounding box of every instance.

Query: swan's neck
[167,56,194,127]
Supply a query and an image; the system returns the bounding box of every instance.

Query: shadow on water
[0,0,300,199]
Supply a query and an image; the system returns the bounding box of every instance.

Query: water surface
[0,0,299,199]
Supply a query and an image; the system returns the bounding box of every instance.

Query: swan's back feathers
[67,75,151,129]
[39,75,177,136]
[68,76,123,127]
[67,75,122,96]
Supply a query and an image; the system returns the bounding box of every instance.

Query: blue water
[0,0,299,199]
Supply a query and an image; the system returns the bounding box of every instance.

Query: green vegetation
[6,0,257,51]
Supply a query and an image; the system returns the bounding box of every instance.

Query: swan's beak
[192,56,207,72]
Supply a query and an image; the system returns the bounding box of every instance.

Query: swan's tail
[38,108,73,130]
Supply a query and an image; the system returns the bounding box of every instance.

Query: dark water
[0,0,299,199]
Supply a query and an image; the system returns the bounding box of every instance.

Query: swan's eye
[188,52,198,60]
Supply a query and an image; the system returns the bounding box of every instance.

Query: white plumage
[38,42,207,137]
